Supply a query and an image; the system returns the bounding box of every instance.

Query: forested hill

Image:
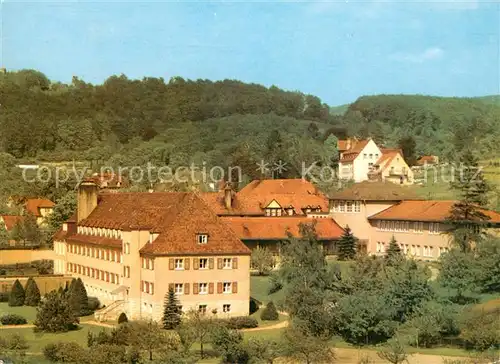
[340,94,500,160]
[0,70,337,159]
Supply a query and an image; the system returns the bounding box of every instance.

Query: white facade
[339,139,382,182]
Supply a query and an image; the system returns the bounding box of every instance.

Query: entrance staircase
[94,300,125,322]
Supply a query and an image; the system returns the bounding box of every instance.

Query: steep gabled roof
[329,181,421,201]
[339,139,372,162]
[25,198,55,217]
[201,179,329,216]
[221,216,344,240]
[367,200,500,223]
[65,192,250,256]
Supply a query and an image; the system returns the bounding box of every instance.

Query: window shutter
[232,282,238,293]
[209,282,214,294]
[169,283,174,291]
[193,283,199,295]
[185,258,190,270]
[184,283,189,295]
[217,282,223,294]
[193,258,199,270]
[217,258,223,269]
[209,258,214,269]
[232,257,238,269]
[169,258,174,270]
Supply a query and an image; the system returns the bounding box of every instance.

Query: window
[175,283,184,295]
[198,305,207,314]
[429,223,440,234]
[223,304,231,313]
[271,208,276,217]
[346,201,353,213]
[354,201,361,213]
[175,259,184,270]
[363,153,367,159]
[142,258,147,269]
[197,234,208,244]
[199,258,208,269]
[223,282,232,293]
[375,153,379,159]
[123,266,130,278]
[369,154,373,159]
[199,283,208,294]
[223,258,232,269]
[124,243,130,254]
[265,209,271,216]
[413,222,423,232]
[339,202,345,213]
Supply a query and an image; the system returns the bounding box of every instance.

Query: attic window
[197,234,208,244]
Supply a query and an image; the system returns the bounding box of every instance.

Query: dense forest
[1,69,500,189]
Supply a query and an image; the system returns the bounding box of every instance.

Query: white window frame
[199,258,208,269]
[223,304,231,313]
[354,201,361,213]
[199,283,208,295]
[175,283,184,295]
[175,259,184,270]
[223,258,232,269]
[223,282,232,294]
[197,234,208,244]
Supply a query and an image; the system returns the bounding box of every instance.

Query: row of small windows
[376,243,449,257]
[68,263,120,285]
[141,281,155,295]
[363,153,379,160]
[77,226,122,239]
[168,257,237,270]
[168,282,237,295]
[376,221,441,234]
[68,244,122,262]
[331,201,361,213]
[264,206,322,217]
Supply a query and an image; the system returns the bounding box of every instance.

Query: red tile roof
[0,215,23,231]
[67,234,123,248]
[58,192,250,256]
[368,200,500,223]
[375,149,404,171]
[329,181,420,201]
[221,217,344,240]
[85,173,130,189]
[417,156,438,165]
[238,179,320,195]
[25,198,55,217]
[201,179,329,216]
[338,139,371,162]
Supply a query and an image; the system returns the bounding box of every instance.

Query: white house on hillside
[337,138,413,185]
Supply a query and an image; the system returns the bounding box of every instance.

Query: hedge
[218,316,258,329]
[0,314,28,325]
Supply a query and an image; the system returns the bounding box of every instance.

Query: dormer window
[197,234,208,244]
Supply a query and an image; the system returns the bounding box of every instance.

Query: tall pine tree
[24,277,41,306]
[68,278,91,316]
[8,279,25,307]
[449,149,492,252]
[385,235,402,262]
[337,225,357,261]
[162,287,181,329]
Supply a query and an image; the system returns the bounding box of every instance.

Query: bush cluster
[0,314,28,325]
[217,316,259,329]
[260,301,279,321]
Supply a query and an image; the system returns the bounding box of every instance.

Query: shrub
[88,297,101,311]
[68,278,92,316]
[211,325,249,364]
[260,301,279,321]
[219,316,258,329]
[8,279,25,307]
[0,269,6,275]
[118,312,128,324]
[0,292,9,302]
[34,290,79,333]
[0,314,27,325]
[24,277,41,306]
[43,342,86,363]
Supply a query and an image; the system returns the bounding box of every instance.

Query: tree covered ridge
[343,94,500,159]
[0,69,332,158]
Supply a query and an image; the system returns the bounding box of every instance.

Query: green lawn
[0,324,109,353]
[250,307,287,327]
[250,275,284,305]
[0,303,38,323]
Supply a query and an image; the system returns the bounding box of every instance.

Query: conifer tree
[162,287,181,330]
[337,225,357,261]
[8,279,25,307]
[117,312,128,324]
[386,235,402,261]
[68,278,91,316]
[34,290,79,332]
[449,149,492,252]
[24,277,41,306]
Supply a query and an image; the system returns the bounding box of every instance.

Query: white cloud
[390,47,444,63]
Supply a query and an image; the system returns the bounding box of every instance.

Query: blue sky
[1,0,499,105]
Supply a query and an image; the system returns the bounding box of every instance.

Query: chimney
[77,180,98,223]
[224,182,233,209]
